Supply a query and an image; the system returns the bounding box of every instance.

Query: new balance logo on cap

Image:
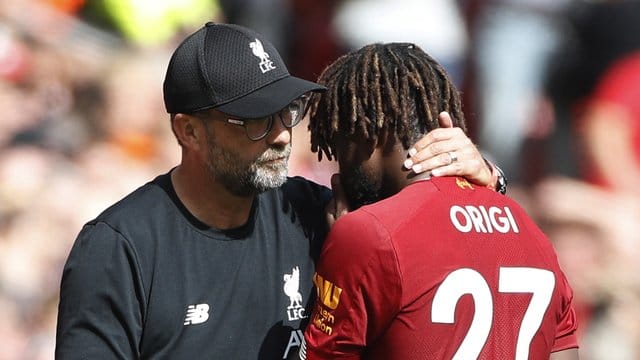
[250,39,276,73]
[184,304,210,325]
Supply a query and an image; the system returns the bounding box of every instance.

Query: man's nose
[266,115,291,146]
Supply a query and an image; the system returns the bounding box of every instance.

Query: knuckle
[412,151,426,162]
[430,129,445,141]
[429,143,443,155]
[440,153,451,166]
[415,136,430,149]
[421,134,434,145]
[453,162,464,173]
[462,147,478,160]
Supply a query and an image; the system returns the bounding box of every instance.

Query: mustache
[256,145,291,162]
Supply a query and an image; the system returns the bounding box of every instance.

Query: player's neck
[386,138,433,187]
[406,171,432,184]
[171,164,255,229]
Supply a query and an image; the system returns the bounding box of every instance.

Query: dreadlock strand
[369,48,385,132]
[388,46,410,146]
[382,46,402,121]
[357,48,370,112]
[397,45,429,147]
[365,47,379,131]
[313,53,351,160]
[403,51,432,119]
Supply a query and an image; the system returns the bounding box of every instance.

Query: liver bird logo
[249,38,276,73]
[456,177,474,190]
[283,266,303,309]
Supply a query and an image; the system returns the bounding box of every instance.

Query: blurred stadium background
[1,0,639,358]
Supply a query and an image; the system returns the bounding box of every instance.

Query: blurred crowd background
[1,0,639,358]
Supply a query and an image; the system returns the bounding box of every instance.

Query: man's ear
[172,113,204,149]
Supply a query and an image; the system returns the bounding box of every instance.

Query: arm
[56,223,143,359]
[303,213,401,359]
[550,348,579,360]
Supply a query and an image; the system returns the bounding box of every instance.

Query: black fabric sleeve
[56,222,146,359]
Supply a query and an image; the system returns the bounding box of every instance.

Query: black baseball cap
[163,22,326,118]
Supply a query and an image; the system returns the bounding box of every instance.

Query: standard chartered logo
[311,273,343,336]
[312,273,342,309]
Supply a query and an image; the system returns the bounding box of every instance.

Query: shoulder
[350,179,447,234]
[319,209,402,297]
[64,173,181,293]
[271,176,332,224]
[81,173,177,250]
[92,174,169,226]
[359,176,534,236]
[326,208,392,259]
[280,176,332,205]
[259,177,332,256]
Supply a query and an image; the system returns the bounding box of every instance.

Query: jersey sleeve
[56,222,145,359]
[551,269,580,352]
[302,211,402,359]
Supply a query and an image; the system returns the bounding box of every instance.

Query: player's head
[163,22,325,195]
[309,42,466,209]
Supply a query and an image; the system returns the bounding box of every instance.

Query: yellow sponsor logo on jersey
[313,273,342,310]
[456,177,474,190]
[312,303,335,335]
[312,273,343,336]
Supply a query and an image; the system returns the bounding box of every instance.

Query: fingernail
[412,164,422,173]
[404,159,413,169]
[431,168,441,176]
[408,148,417,156]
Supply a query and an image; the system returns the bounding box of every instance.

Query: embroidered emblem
[250,38,276,73]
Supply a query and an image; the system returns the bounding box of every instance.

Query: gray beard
[205,132,290,196]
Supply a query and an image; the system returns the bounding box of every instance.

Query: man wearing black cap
[55,23,502,359]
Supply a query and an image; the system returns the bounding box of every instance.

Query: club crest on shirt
[284,266,306,321]
[456,177,474,190]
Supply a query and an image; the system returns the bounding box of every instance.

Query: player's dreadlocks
[309,42,466,161]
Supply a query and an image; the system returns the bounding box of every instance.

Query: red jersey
[302,177,578,360]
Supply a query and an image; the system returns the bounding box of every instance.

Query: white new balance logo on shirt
[184,304,210,325]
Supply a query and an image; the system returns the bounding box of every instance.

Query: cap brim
[215,75,326,118]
